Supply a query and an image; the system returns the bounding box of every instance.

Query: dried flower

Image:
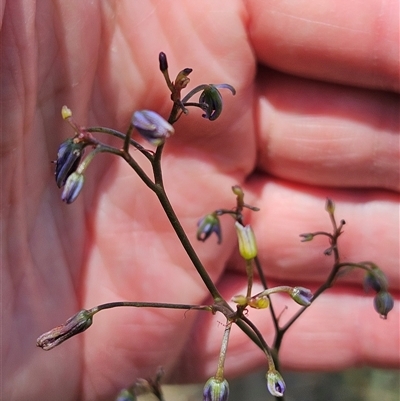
[61,172,84,204]
[235,222,257,260]
[299,233,315,242]
[373,291,394,319]
[197,213,222,244]
[132,110,174,146]
[37,309,93,350]
[290,287,313,306]
[55,138,85,188]
[247,295,270,309]
[266,369,286,397]
[203,377,229,401]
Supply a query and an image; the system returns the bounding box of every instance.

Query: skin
[1,0,399,400]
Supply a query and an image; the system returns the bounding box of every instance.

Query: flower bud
[203,377,229,401]
[61,172,84,204]
[299,233,314,242]
[247,295,270,309]
[266,369,286,398]
[197,214,222,244]
[198,84,235,121]
[55,138,85,188]
[235,222,257,260]
[159,52,168,72]
[364,267,388,293]
[36,309,93,350]
[373,291,394,319]
[132,110,174,146]
[290,287,313,306]
[61,105,72,120]
[115,389,136,401]
[231,294,248,306]
[325,198,335,214]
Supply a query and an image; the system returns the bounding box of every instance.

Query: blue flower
[55,138,85,188]
[132,110,174,146]
[61,172,84,204]
[266,369,286,398]
[290,287,313,306]
[197,214,222,244]
[203,377,229,401]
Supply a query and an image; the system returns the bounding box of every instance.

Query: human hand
[2,1,398,400]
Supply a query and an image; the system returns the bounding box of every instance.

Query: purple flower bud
[159,52,168,72]
[290,287,313,306]
[61,172,84,204]
[197,214,222,244]
[266,369,286,398]
[55,138,84,188]
[132,110,174,146]
[36,309,93,350]
[373,291,394,319]
[199,84,236,121]
[203,377,229,401]
[364,267,388,293]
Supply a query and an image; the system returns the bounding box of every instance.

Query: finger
[246,0,400,91]
[254,69,400,191]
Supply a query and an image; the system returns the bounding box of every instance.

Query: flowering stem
[90,301,214,315]
[274,205,344,352]
[152,183,225,303]
[215,321,232,381]
[85,126,154,161]
[245,259,253,298]
[254,256,279,332]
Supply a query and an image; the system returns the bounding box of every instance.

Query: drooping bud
[198,84,236,121]
[61,172,84,204]
[290,287,313,306]
[364,266,388,293]
[55,138,85,188]
[36,309,93,350]
[235,222,257,260]
[203,377,229,401]
[132,110,174,146]
[299,233,315,242]
[373,291,394,319]
[197,213,222,244]
[266,369,286,398]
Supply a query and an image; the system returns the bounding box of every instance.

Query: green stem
[90,301,214,315]
[153,184,224,302]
